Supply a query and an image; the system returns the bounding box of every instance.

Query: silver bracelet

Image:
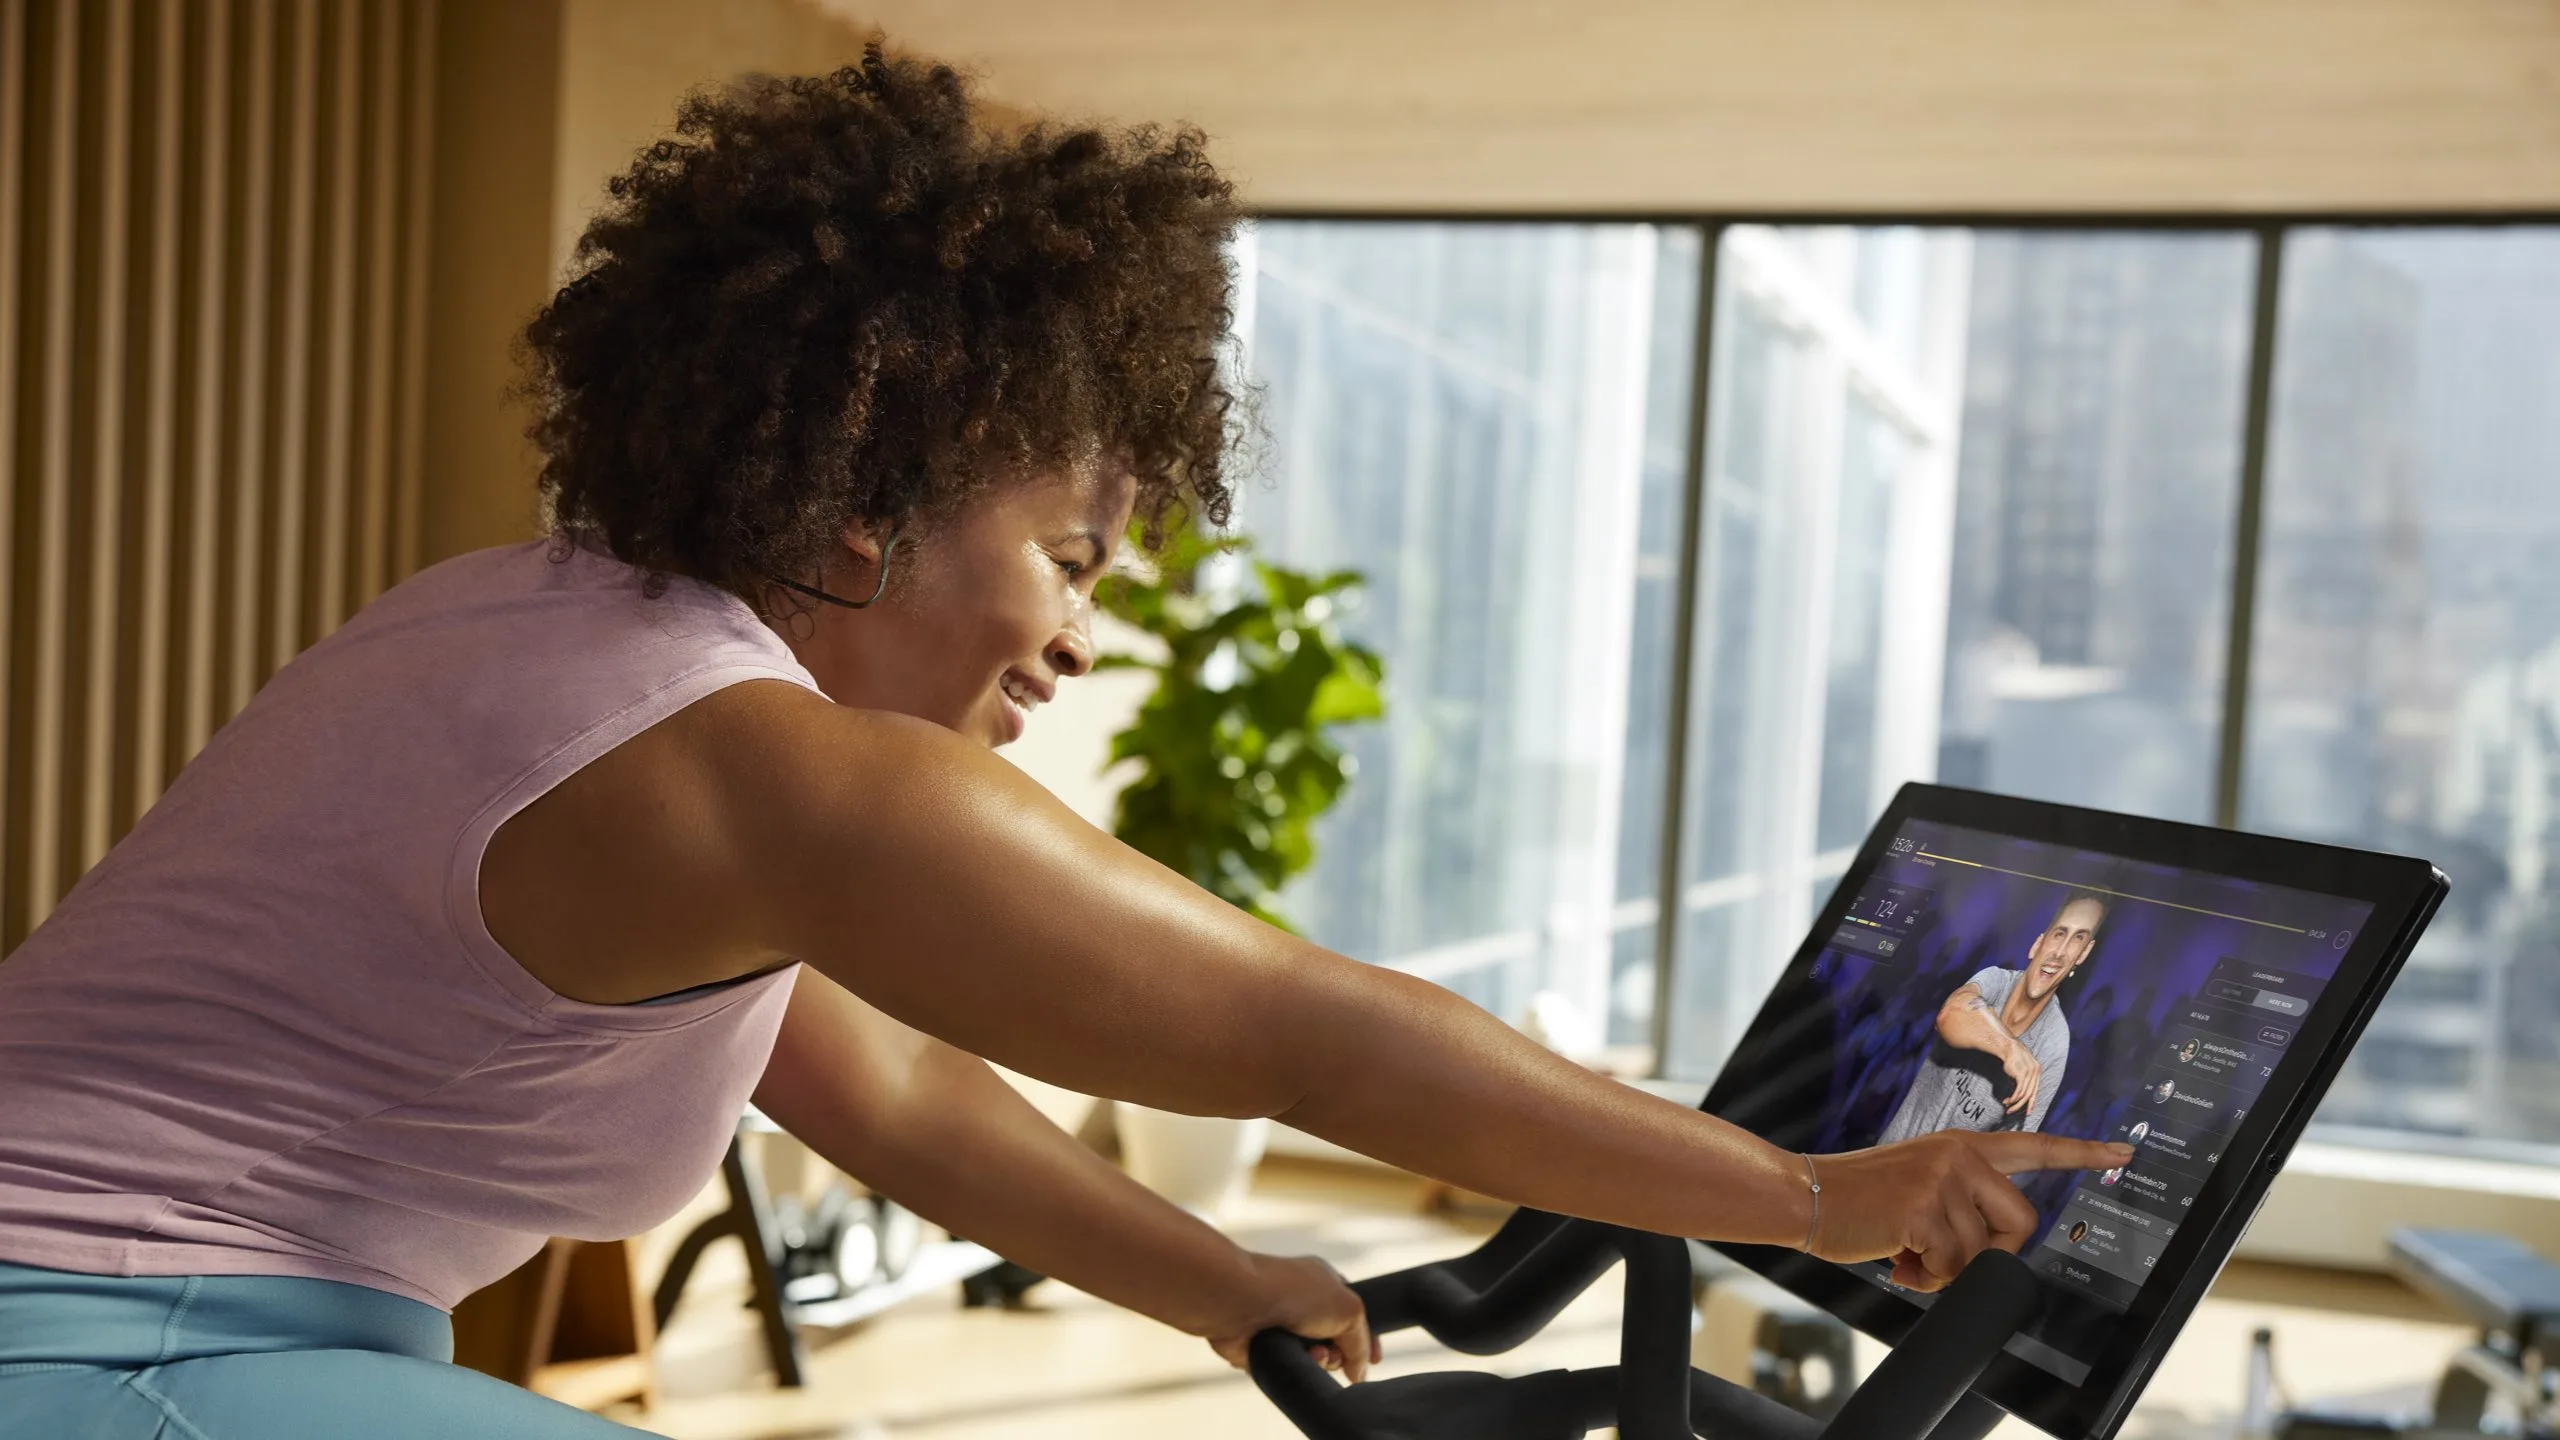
[1797,1153,1822,1253]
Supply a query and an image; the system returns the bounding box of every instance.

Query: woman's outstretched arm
[698,684,1812,1243]
[702,683,2124,1281]
[484,677,2125,1289]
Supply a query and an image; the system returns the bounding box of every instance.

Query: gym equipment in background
[2271,1228,2560,1439]
[649,1111,1021,1387]
[1688,1241,1857,1422]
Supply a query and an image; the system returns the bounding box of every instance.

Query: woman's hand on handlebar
[1807,1131,2132,1291]
[1209,1252,1380,1383]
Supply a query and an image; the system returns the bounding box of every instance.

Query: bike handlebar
[1246,1209,2040,1440]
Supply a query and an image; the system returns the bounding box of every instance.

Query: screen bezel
[1697,782,2448,1439]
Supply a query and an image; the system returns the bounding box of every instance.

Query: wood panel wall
[845,0,2560,214]
[1,0,440,951]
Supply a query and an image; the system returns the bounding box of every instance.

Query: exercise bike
[1240,785,2449,1440]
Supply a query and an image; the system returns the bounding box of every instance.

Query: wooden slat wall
[1,0,441,951]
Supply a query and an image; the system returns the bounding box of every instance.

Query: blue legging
[0,1260,662,1438]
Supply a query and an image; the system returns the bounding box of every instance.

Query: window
[1935,234,2254,825]
[1236,222,1701,1057]
[2247,230,2560,1150]
[1662,228,2256,1077]
[1232,216,2560,1165]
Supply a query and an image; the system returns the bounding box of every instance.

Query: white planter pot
[1115,1107,1271,1222]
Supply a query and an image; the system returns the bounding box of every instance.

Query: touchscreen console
[1701,785,2446,1437]
[1812,818,2367,1352]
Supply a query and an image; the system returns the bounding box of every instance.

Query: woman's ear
[822,517,910,608]
[838,518,915,593]
[840,520,889,572]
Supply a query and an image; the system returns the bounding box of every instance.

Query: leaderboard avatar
[1878,892,2109,1140]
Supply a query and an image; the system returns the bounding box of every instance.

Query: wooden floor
[615,1160,2477,1440]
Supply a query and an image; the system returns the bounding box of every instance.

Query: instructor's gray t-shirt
[1876,966,2070,1141]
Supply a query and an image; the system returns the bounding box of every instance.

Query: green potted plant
[1092,517,1384,1217]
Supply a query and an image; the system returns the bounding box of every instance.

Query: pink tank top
[0,538,820,1309]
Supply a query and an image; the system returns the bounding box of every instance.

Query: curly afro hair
[522,44,1244,610]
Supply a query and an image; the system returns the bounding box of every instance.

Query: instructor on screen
[1879,892,2109,1140]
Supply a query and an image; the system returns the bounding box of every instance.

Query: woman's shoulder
[475,681,947,1003]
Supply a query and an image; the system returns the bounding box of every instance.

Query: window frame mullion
[2214,224,2288,830]
[1647,224,1724,1074]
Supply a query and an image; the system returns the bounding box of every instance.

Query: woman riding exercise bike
[0,47,2123,1438]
